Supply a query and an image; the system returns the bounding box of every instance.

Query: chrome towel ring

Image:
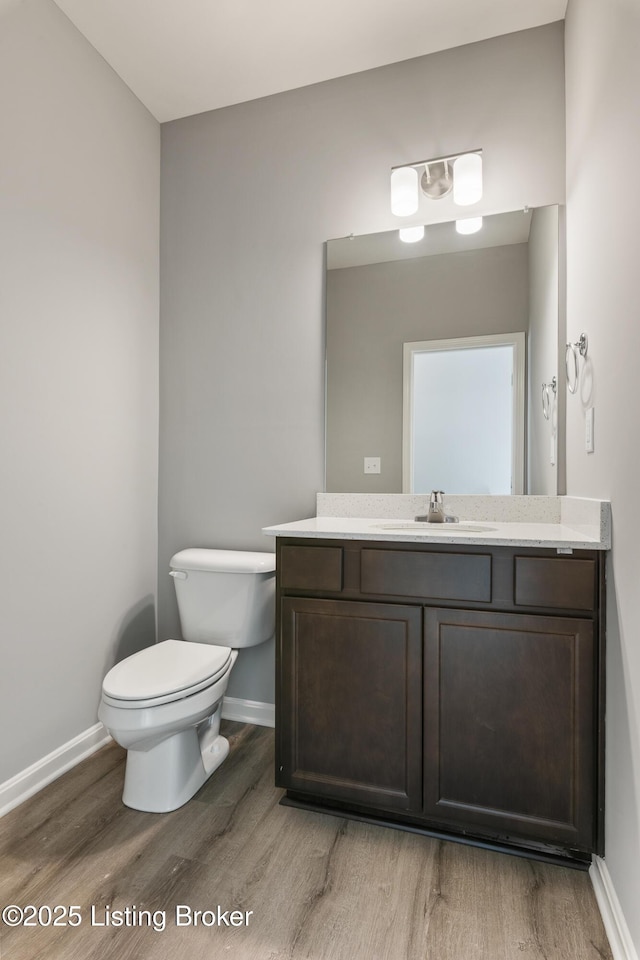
[566,333,588,394]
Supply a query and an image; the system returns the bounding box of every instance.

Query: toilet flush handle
[169,570,188,580]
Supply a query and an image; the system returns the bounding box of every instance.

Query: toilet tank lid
[170,548,276,574]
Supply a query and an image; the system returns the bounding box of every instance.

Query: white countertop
[262,496,611,549]
[262,516,607,548]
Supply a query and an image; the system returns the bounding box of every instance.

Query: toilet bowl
[99,549,275,813]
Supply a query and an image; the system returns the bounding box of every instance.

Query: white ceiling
[50,0,568,123]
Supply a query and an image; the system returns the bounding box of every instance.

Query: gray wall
[0,0,160,782]
[565,0,640,952]
[527,205,564,495]
[326,244,529,492]
[160,23,566,703]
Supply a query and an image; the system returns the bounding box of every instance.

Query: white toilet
[98,548,276,813]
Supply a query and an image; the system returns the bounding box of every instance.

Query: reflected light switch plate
[586,407,594,453]
[364,457,381,474]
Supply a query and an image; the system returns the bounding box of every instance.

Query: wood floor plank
[0,723,612,960]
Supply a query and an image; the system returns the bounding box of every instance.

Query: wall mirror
[325,205,565,496]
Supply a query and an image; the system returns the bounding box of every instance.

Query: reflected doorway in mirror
[402,333,525,494]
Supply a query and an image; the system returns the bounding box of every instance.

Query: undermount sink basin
[375,521,497,534]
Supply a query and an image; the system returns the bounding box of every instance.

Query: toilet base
[122,708,229,813]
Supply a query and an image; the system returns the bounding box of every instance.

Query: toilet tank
[169,549,276,648]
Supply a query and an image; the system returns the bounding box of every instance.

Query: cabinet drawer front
[514,556,596,611]
[279,545,343,592]
[361,548,492,602]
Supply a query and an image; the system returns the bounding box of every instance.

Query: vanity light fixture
[453,152,483,205]
[390,166,420,216]
[399,225,425,243]
[390,149,482,217]
[455,216,483,235]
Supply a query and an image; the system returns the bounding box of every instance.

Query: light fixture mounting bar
[390,148,482,173]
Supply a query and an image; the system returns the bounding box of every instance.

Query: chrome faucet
[427,490,445,522]
[415,490,458,523]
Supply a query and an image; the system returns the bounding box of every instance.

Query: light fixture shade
[456,217,483,235]
[453,152,483,206]
[391,166,419,217]
[399,225,425,243]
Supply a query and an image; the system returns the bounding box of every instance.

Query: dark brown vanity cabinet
[275,539,605,865]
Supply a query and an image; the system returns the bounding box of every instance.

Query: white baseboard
[0,723,112,819]
[0,700,273,818]
[591,857,639,960]
[222,696,275,728]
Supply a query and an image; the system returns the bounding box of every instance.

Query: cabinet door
[424,608,595,850]
[279,598,423,812]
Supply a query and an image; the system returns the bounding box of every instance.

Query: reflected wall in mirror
[325,206,565,495]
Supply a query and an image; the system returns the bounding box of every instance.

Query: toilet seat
[102,639,232,709]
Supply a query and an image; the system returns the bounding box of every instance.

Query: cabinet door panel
[280,598,422,812]
[424,608,595,849]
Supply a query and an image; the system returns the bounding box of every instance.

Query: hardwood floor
[0,723,612,960]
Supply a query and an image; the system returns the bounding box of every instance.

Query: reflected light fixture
[390,150,482,217]
[456,217,483,235]
[399,225,425,243]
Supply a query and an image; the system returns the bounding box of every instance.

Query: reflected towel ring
[566,333,588,394]
[542,376,557,420]
[566,344,579,394]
